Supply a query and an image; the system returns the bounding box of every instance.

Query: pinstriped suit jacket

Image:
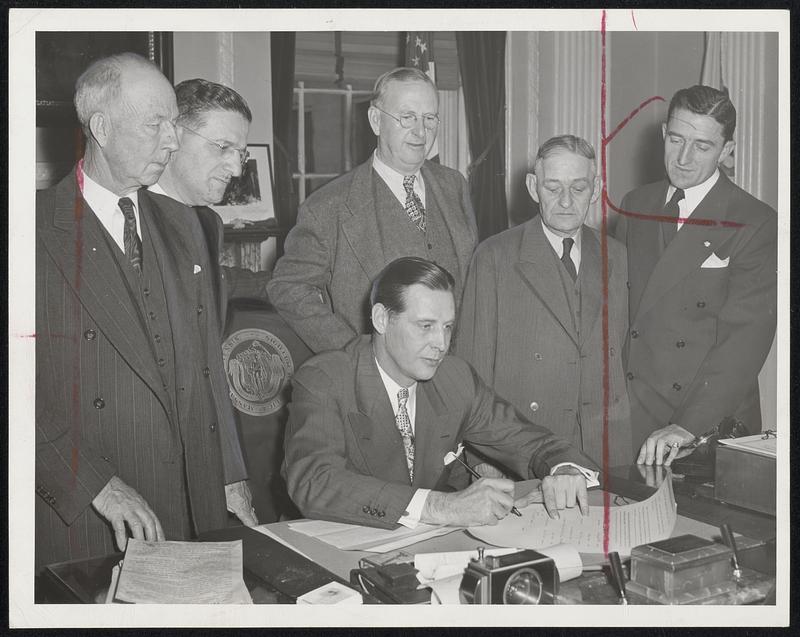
[456,220,633,467]
[35,170,238,572]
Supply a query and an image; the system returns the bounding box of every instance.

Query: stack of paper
[717,434,777,458]
[288,519,458,553]
[107,539,252,604]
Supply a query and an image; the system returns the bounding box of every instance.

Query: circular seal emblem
[222,328,294,416]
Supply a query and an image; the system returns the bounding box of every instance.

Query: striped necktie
[402,175,426,232]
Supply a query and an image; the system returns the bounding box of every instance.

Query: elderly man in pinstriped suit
[35,53,254,574]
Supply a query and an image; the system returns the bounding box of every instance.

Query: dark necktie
[396,387,415,483]
[561,237,577,282]
[662,188,685,246]
[118,197,143,274]
[402,175,426,233]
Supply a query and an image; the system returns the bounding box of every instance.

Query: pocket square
[701,252,730,269]
[193,264,202,274]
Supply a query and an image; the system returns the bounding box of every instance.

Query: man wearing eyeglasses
[267,67,478,354]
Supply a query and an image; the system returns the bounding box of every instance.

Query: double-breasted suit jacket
[267,158,478,353]
[35,171,245,571]
[456,220,633,467]
[616,172,777,447]
[282,336,596,528]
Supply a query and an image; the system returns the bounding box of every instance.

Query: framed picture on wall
[214,143,276,223]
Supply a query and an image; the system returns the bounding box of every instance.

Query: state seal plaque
[222,328,294,416]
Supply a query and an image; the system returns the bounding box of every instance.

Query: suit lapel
[413,377,457,489]
[41,172,169,409]
[627,182,670,319]
[350,340,411,483]
[340,159,387,280]
[421,162,477,277]
[636,177,738,319]
[578,227,603,346]
[516,220,579,347]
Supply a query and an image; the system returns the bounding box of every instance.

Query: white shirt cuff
[397,489,431,528]
[550,462,600,488]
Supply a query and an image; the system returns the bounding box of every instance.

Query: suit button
[362,505,370,514]
[93,398,105,409]
[631,330,639,338]
[143,288,150,296]
[148,311,156,320]
[154,334,162,343]
[101,455,111,462]
[209,422,217,432]
[626,372,635,381]
[534,353,543,361]
[83,329,96,341]
[676,339,686,348]
[197,305,204,314]
[610,347,615,356]
[203,367,211,377]
[427,243,433,250]
[157,358,166,367]
[378,510,386,518]
[529,401,540,412]
[626,281,631,289]
[697,301,706,308]
[673,383,682,391]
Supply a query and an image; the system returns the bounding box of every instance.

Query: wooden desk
[38,467,775,605]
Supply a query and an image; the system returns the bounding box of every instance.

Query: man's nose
[431,327,449,352]
[677,143,694,165]
[559,189,572,208]
[226,152,244,178]
[162,121,180,152]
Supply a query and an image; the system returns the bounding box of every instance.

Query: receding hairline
[533,148,597,177]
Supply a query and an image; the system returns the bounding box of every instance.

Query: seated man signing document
[283,257,598,528]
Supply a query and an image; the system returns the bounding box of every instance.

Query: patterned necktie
[118,197,143,274]
[662,188,685,246]
[561,237,577,282]
[402,175,426,233]
[396,387,415,483]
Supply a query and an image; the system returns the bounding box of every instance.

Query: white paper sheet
[468,473,677,555]
[288,519,459,552]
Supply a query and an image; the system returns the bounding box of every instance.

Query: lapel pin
[193,264,202,274]
[703,241,711,248]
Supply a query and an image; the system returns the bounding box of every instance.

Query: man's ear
[661,122,667,140]
[371,303,389,335]
[88,112,110,147]
[719,139,736,166]
[590,175,602,204]
[525,173,540,204]
[367,106,381,137]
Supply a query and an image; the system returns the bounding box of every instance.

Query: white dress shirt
[668,169,720,230]
[540,219,583,275]
[376,359,430,528]
[80,168,141,252]
[371,151,427,209]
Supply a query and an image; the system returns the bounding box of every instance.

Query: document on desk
[288,519,459,553]
[111,539,252,604]
[468,473,677,555]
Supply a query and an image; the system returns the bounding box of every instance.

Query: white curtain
[437,87,470,179]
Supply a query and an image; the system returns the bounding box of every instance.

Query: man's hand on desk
[540,465,589,519]
[637,423,695,467]
[421,478,525,526]
[91,475,165,551]
[225,480,259,527]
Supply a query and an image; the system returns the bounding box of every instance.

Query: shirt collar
[375,357,418,410]
[371,151,426,206]
[81,166,140,215]
[540,218,582,257]
[667,169,720,216]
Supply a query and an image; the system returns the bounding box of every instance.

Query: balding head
[76,53,179,195]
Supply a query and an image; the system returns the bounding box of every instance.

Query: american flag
[406,32,438,160]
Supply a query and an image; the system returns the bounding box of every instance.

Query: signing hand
[540,465,589,519]
[225,480,259,527]
[422,478,519,526]
[637,423,695,466]
[91,475,164,551]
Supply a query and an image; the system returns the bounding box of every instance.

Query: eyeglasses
[180,125,250,166]
[373,106,440,130]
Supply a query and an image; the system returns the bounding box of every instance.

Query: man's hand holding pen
[636,423,696,466]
